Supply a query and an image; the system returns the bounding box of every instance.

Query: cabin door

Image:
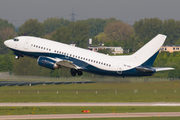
[117,63,123,74]
[23,38,31,50]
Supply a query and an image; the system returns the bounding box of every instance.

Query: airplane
[4,34,174,77]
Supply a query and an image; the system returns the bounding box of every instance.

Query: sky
[0,0,180,27]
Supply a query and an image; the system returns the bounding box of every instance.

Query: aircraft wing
[152,67,175,71]
[56,60,77,69]
[51,57,82,70]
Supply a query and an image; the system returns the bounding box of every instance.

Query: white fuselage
[5,35,165,76]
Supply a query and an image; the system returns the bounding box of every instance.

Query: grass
[1,106,180,115]
[55,118,180,120]
[1,80,180,119]
[0,80,180,102]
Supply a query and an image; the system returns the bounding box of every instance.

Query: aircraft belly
[9,49,155,77]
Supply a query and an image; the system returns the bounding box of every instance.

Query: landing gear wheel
[70,69,77,76]
[77,71,83,76]
[71,71,76,76]
[15,56,19,59]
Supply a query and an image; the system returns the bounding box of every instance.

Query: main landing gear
[70,69,83,76]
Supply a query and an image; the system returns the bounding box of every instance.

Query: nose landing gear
[14,53,23,60]
[15,56,19,59]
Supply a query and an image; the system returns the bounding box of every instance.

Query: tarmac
[0,102,180,106]
[0,112,180,119]
[0,102,180,119]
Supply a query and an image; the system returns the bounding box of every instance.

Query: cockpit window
[13,38,19,42]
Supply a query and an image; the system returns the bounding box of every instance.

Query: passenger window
[49,49,51,51]
[41,47,43,49]
[54,50,56,52]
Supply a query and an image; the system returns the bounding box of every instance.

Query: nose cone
[4,39,13,48]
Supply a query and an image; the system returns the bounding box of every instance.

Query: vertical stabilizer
[131,34,166,67]
[141,50,159,67]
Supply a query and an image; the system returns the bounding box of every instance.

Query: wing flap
[45,57,82,70]
[56,60,77,69]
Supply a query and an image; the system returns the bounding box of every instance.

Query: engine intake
[37,56,59,70]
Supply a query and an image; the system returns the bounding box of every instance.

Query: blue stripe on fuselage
[11,48,155,77]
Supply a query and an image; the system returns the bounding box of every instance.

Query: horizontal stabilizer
[152,67,175,71]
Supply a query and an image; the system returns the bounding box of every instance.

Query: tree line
[0,17,180,77]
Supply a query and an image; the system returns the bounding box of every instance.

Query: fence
[0,72,180,83]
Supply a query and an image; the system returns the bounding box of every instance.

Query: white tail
[131,34,166,66]
[113,34,167,68]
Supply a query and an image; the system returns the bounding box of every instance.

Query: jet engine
[37,56,59,70]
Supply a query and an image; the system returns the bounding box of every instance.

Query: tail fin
[132,34,174,72]
[131,34,166,67]
[141,50,159,67]
[113,34,174,72]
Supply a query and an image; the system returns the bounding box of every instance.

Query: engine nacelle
[37,56,59,70]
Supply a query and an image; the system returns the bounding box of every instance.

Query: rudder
[141,50,160,68]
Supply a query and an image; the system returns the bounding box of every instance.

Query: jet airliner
[4,34,174,77]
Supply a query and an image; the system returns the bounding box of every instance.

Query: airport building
[160,45,180,53]
[87,38,124,55]
[88,46,124,55]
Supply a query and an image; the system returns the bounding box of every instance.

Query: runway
[0,102,180,106]
[0,112,180,119]
[1,103,180,119]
